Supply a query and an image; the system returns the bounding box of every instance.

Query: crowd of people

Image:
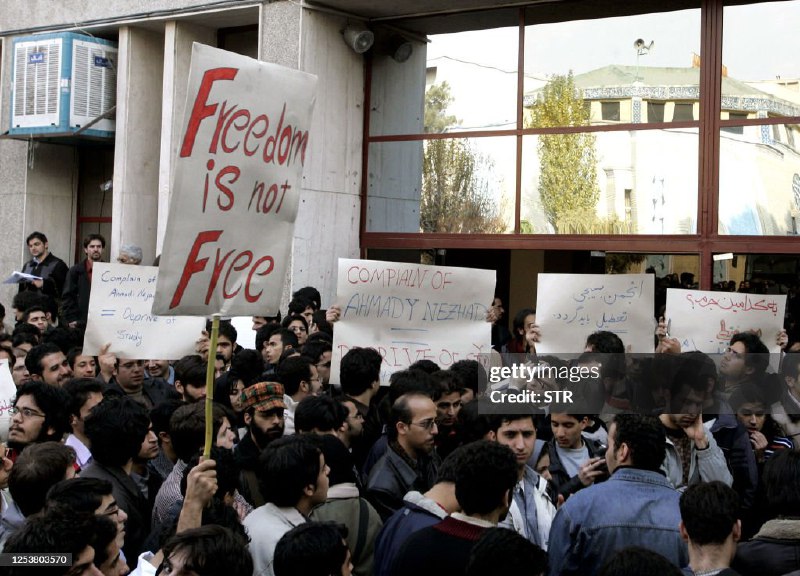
[0,231,799,576]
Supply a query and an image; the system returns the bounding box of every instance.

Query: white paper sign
[331,259,495,384]
[536,273,656,353]
[153,43,318,316]
[0,360,15,442]
[84,263,206,359]
[666,288,786,353]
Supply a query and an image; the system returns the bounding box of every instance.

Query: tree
[527,73,600,233]
[420,83,507,233]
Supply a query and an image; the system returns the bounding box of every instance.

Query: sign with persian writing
[666,288,786,353]
[330,259,495,384]
[84,263,206,359]
[536,274,655,353]
[0,360,14,442]
[153,43,317,316]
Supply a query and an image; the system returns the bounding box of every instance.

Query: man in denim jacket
[548,414,688,576]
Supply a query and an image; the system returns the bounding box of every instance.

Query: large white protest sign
[331,259,495,384]
[666,288,786,353]
[536,274,655,353]
[84,263,206,359]
[153,43,317,316]
[0,360,15,442]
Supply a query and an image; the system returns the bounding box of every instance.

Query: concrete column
[156,21,216,255]
[112,26,164,265]
[259,3,364,306]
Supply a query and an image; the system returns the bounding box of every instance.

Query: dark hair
[170,402,229,462]
[340,347,382,396]
[311,310,333,337]
[150,399,186,436]
[12,330,39,349]
[12,291,50,316]
[292,287,321,310]
[431,369,465,401]
[5,511,98,575]
[9,442,76,516]
[45,477,113,514]
[782,350,800,381]
[62,377,104,418]
[181,447,239,500]
[174,354,207,389]
[24,342,62,376]
[466,527,548,576]
[679,481,740,545]
[763,449,800,517]
[160,525,253,576]
[275,328,299,349]
[26,231,48,245]
[278,355,314,397]
[84,396,150,467]
[22,305,48,323]
[295,395,348,433]
[598,547,683,576]
[206,319,237,346]
[388,369,434,403]
[511,308,536,343]
[586,330,625,353]
[436,443,467,484]
[41,326,82,355]
[302,338,332,365]
[282,314,309,333]
[258,435,323,507]
[66,347,93,373]
[13,380,71,443]
[274,522,348,576]
[408,359,441,374]
[455,440,518,516]
[449,360,480,396]
[611,414,666,472]
[288,297,314,316]
[663,352,714,407]
[255,323,282,354]
[457,401,493,444]
[83,233,106,249]
[488,413,536,434]
[229,349,264,386]
[730,332,770,376]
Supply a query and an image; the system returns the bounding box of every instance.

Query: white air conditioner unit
[10,32,117,138]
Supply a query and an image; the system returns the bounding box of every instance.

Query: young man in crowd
[63,377,105,470]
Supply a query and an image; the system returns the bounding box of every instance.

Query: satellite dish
[634,38,646,49]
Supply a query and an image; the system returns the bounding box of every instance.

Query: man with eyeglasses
[366,392,441,521]
[105,358,179,410]
[719,332,770,398]
[277,356,321,436]
[7,380,71,460]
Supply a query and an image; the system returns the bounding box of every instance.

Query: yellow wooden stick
[203,314,220,459]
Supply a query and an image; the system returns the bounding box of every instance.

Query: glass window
[367,137,516,233]
[672,102,695,122]
[521,129,698,234]
[647,101,665,122]
[524,8,701,127]
[718,124,800,235]
[601,101,621,121]
[722,1,800,119]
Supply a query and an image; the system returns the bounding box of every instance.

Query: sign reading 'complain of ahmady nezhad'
[153,43,318,316]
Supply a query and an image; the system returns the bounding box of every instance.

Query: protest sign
[536,274,655,353]
[84,263,206,359]
[0,360,14,442]
[330,259,495,384]
[666,288,786,353]
[153,43,317,316]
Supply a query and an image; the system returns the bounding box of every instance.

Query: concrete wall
[0,0,241,33]
[111,26,165,264]
[258,4,364,307]
[157,21,216,253]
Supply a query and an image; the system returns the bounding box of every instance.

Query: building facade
[1,0,798,314]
